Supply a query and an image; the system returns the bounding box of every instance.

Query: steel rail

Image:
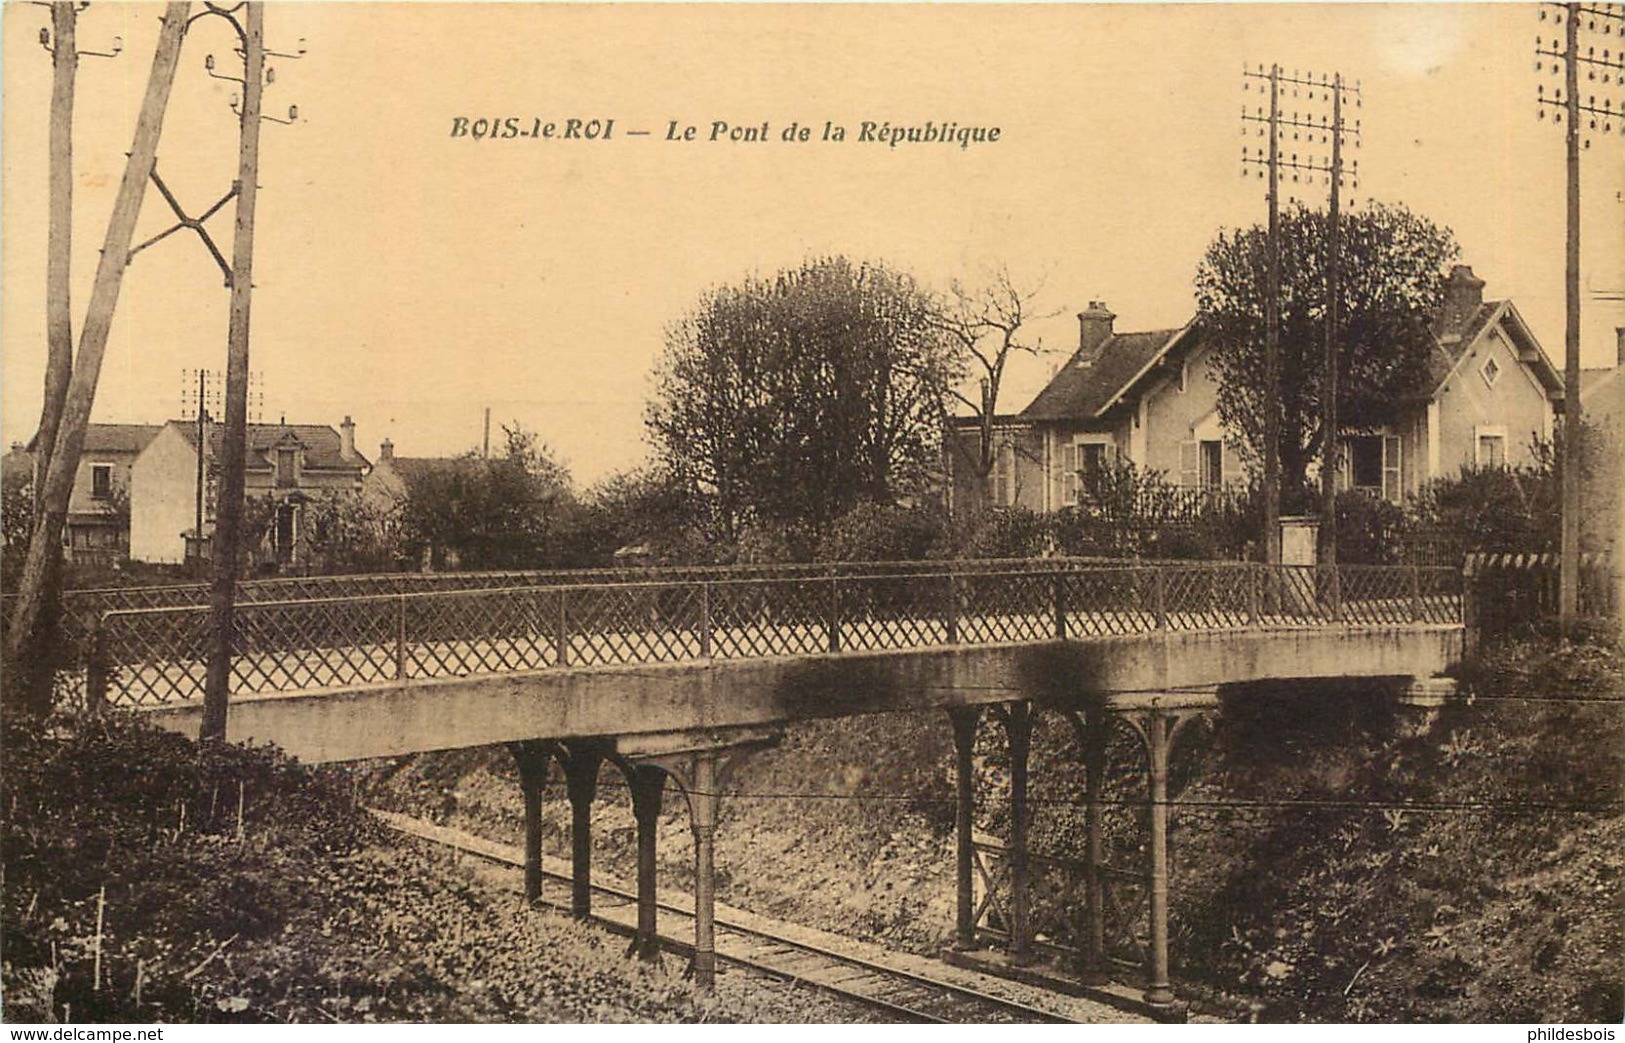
[378,811,1080,1024]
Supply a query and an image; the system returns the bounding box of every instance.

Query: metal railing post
[827,577,842,653]
[85,615,109,714]
[945,573,960,645]
[395,594,408,680]
[1462,557,1479,657]
[556,587,571,667]
[1328,566,1343,622]
[1052,571,1067,640]
[1153,568,1167,631]
[1247,563,1261,626]
[699,581,712,658]
[1410,565,1423,622]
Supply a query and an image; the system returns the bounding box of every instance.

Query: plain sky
[3,2,1623,485]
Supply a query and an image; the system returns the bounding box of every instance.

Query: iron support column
[949,707,981,949]
[1084,709,1109,983]
[1144,711,1175,1009]
[629,765,667,961]
[689,751,720,988]
[1002,702,1034,966]
[563,748,603,919]
[507,741,552,906]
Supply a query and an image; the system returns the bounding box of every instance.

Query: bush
[1334,491,1408,565]
[814,503,946,563]
[951,506,1053,559]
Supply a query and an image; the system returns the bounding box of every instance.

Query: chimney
[1616,326,1624,368]
[9,442,23,455]
[1076,301,1116,363]
[1439,265,1486,337]
[379,437,394,461]
[340,415,356,459]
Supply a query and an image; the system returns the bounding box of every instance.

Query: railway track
[375,810,1080,1024]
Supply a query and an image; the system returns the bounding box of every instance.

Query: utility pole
[1242,64,1362,566]
[1536,2,1624,635]
[120,0,301,741]
[7,3,190,707]
[201,0,265,742]
[1258,64,1282,564]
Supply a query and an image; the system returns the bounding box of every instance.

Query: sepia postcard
[1,1,1622,1030]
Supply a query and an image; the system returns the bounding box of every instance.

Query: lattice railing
[85,563,1463,708]
[970,839,1147,970]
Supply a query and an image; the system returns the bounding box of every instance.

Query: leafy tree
[2,469,35,585]
[647,256,959,542]
[568,467,712,566]
[397,425,576,571]
[1194,201,1460,496]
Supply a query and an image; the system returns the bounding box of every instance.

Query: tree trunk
[6,3,192,717]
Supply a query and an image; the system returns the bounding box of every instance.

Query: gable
[1429,300,1561,402]
[1021,326,1189,422]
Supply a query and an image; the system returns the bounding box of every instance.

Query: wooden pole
[202,1,266,743]
[1319,74,1343,570]
[1263,63,1282,565]
[1559,2,1582,635]
[35,1,78,512]
[7,3,191,692]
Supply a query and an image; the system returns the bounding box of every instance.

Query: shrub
[1334,491,1408,565]
[814,503,946,563]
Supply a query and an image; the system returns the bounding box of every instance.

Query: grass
[0,712,875,1023]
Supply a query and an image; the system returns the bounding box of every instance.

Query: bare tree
[929,265,1059,491]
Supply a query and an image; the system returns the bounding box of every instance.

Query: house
[951,266,1563,514]
[358,439,464,570]
[1581,328,1625,441]
[17,424,162,563]
[129,416,370,566]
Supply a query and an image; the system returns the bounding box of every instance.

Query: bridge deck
[77,562,1466,763]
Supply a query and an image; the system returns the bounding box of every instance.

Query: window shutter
[1383,435,1403,503]
[1179,441,1199,488]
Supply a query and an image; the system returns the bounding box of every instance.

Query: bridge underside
[143,623,1462,764]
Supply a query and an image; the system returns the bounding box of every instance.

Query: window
[1344,434,1403,503]
[1480,355,1501,389]
[276,448,297,488]
[1064,439,1113,505]
[90,464,112,501]
[1475,426,1507,468]
[990,442,1013,507]
[1199,440,1224,491]
[1348,436,1383,490]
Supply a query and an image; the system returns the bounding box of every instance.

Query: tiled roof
[25,423,162,456]
[1426,300,1503,390]
[1020,329,1181,421]
[387,457,465,483]
[171,420,369,471]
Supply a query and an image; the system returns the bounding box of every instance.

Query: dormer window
[1480,354,1500,389]
[276,447,298,487]
[90,464,113,501]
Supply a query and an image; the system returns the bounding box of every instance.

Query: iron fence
[83,562,1461,709]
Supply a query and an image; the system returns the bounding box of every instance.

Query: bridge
[58,559,1465,1016]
